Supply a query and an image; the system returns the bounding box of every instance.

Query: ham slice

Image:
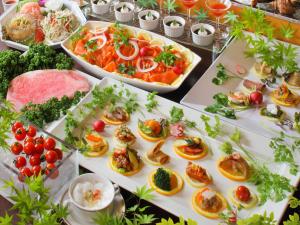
[6,70,90,111]
[243,79,265,92]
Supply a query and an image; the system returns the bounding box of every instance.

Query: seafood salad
[2,0,80,45]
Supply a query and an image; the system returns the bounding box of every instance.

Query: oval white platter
[61,21,201,93]
[0,0,87,51]
[49,77,299,224]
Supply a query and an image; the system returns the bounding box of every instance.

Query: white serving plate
[181,38,300,139]
[49,77,299,224]
[61,21,201,93]
[0,0,87,51]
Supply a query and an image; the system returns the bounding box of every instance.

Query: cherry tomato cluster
[11,122,63,182]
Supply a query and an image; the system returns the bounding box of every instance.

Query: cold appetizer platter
[49,77,299,223]
[0,0,86,51]
[181,38,300,138]
[62,21,201,93]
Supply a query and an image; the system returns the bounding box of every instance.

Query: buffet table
[0,2,299,224]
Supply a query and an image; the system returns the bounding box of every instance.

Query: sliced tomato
[35,27,45,43]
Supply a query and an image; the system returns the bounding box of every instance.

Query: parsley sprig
[154,46,177,66]
[200,114,222,138]
[113,22,130,50]
[212,63,243,85]
[145,92,158,112]
[137,0,157,9]
[204,93,237,119]
[194,8,208,22]
[118,63,136,76]
[169,106,199,131]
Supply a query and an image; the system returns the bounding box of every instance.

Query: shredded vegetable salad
[41,9,80,43]
[70,23,191,85]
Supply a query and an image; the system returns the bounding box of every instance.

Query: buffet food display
[0,1,299,225]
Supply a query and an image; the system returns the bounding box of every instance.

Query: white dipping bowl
[91,0,111,15]
[114,2,134,23]
[69,173,115,212]
[191,23,215,46]
[163,16,185,38]
[138,10,160,31]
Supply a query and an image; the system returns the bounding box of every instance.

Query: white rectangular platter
[0,0,86,51]
[49,77,299,224]
[181,38,300,139]
[61,21,201,93]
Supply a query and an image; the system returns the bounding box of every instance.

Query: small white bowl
[114,2,134,23]
[138,10,160,31]
[91,0,111,15]
[68,173,115,212]
[191,23,215,46]
[2,0,18,11]
[163,16,185,38]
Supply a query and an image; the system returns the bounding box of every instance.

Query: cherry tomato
[45,163,59,179]
[11,142,23,155]
[32,165,42,176]
[236,185,251,202]
[14,127,26,141]
[24,136,35,144]
[29,154,41,166]
[45,150,58,163]
[44,137,56,150]
[20,167,33,177]
[249,91,263,105]
[34,136,45,154]
[12,121,23,133]
[139,46,150,57]
[15,156,26,169]
[172,65,183,75]
[26,125,37,137]
[54,148,63,160]
[93,120,105,132]
[103,31,110,40]
[24,142,35,155]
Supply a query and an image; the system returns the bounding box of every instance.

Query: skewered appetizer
[260,104,285,122]
[84,132,108,157]
[270,84,300,107]
[192,188,227,219]
[110,147,142,176]
[144,140,170,166]
[229,185,258,209]
[102,106,130,125]
[149,168,183,196]
[253,62,275,78]
[217,152,250,181]
[114,125,136,147]
[185,162,212,188]
[138,119,169,142]
[173,136,208,160]
[228,91,251,110]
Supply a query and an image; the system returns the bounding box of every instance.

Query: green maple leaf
[134,185,155,201]
[137,0,157,9]
[283,213,300,225]
[163,0,178,13]
[0,214,13,225]
[280,24,295,39]
[194,8,208,22]
[224,11,238,24]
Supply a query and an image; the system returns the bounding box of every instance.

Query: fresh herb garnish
[204,93,237,119]
[169,106,184,124]
[200,114,222,138]
[220,142,234,155]
[113,22,130,50]
[212,63,243,85]
[289,196,300,209]
[293,112,300,134]
[156,217,197,225]
[269,132,299,175]
[154,45,177,66]
[145,91,158,112]
[117,63,136,76]
[237,212,276,225]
